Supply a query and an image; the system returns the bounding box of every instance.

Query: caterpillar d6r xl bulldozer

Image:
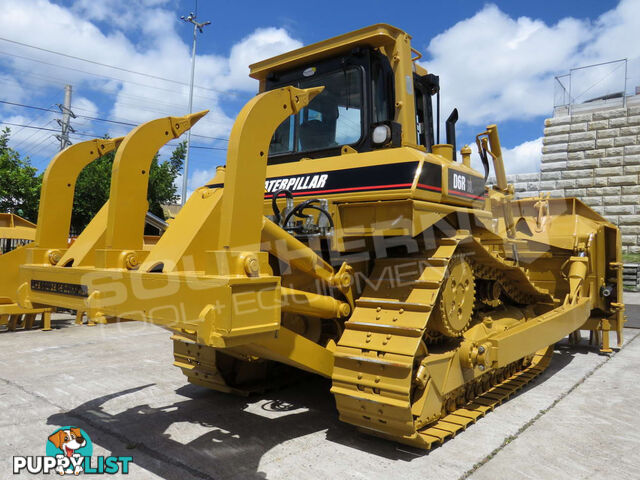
[17,24,624,449]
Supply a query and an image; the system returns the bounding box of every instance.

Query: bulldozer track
[384,345,551,449]
[172,233,572,448]
[331,235,556,449]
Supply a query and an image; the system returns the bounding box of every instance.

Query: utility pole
[55,84,75,151]
[180,11,211,205]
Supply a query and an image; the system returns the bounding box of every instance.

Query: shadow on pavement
[47,377,346,479]
[46,341,594,479]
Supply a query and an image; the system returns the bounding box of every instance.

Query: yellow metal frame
[0,213,36,241]
[1,139,123,331]
[13,23,624,449]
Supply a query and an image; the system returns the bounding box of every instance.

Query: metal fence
[554,59,629,115]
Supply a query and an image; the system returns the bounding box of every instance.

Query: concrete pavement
[0,308,638,479]
[469,330,640,480]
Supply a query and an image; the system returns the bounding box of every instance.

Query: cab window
[269,66,363,155]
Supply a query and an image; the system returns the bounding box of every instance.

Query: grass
[623,253,640,264]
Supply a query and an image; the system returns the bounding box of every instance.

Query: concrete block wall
[499,98,640,253]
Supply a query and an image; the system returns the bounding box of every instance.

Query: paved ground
[0,296,638,479]
[625,291,640,327]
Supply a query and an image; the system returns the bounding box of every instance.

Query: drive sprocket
[429,255,475,337]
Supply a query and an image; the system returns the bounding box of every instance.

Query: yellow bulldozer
[13,24,624,449]
[0,212,52,330]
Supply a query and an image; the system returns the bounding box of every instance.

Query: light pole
[180,11,211,205]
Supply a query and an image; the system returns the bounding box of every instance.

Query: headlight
[372,124,392,145]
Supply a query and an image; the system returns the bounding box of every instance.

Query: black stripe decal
[416,162,443,192]
[205,161,446,198]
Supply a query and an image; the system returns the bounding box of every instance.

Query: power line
[17,130,52,156]
[0,58,222,113]
[0,60,220,116]
[23,135,56,158]
[0,49,224,101]
[185,144,226,151]
[0,36,230,96]
[0,67,69,90]
[12,119,56,150]
[33,138,59,157]
[0,99,230,142]
[1,121,61,134]
[103,90,200,112]
[0,99,53,113]
[1,121,228,151]
[5,104,55,141]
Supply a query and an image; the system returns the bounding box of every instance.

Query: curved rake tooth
[36,137,124,249]
[103,111,208,257]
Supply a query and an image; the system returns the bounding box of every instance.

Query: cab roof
[249,24,409,81]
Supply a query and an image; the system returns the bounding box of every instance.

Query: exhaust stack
[446,108,459,161]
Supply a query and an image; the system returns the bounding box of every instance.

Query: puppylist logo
[13,426,133,475]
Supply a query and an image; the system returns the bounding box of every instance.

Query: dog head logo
[48,428,86,457]
[46,426,93,475]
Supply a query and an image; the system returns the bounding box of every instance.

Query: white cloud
[583,0,640,63]
[0,0,301,156]
[72,96,97,117]
[422,1,640,175]
[0,73,27,103]
[189,167,217,189]
[422,0,640,127]
[470,137,543,175]
[219,27,303,91]
[4,0,638,181]
[173,167,218,204]
[502,137,543,174]
[70,0,172,32]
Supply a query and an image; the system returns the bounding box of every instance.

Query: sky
[0,0,638,199]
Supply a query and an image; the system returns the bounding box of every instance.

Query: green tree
[70,147,114,234]
[148,140,185,218]
[70,139,185,234]
[0,128,42,222]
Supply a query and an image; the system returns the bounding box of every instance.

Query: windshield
[269,66,363,156]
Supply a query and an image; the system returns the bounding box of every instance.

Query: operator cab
[262,46,439,165]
